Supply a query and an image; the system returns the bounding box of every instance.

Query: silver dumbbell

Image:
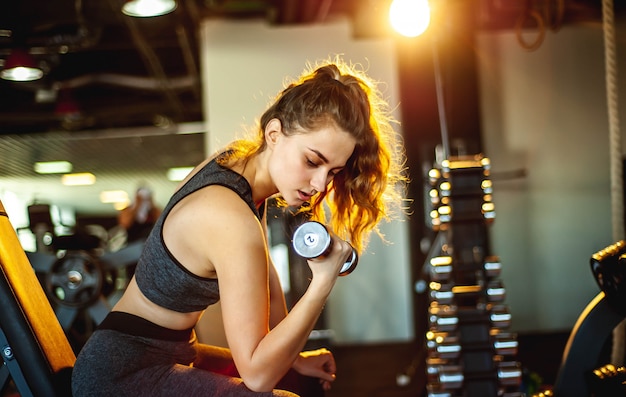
[292,221,358,276]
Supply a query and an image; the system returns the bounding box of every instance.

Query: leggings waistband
[98,311,194,342]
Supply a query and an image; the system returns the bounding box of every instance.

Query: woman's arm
[268,259,288,328]
[193,188,347,392]
[258,201,289,329]
[261,204,336,390]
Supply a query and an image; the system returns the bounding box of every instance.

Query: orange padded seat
[0,200,75,396]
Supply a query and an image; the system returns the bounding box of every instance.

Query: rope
[602,0,625,366]
[515,0,565,51]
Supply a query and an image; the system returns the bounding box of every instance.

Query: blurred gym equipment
[22,203,142,351]
[417,154,523,397]
[531,241,626,397]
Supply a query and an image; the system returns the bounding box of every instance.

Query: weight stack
[424,154,523,397]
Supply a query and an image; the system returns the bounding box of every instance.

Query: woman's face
[266,119,356,207]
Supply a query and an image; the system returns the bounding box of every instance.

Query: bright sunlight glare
[389,0,431,38]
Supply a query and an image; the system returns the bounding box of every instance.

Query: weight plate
[292,221,331,259]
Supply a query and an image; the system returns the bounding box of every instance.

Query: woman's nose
[311,170,328,193]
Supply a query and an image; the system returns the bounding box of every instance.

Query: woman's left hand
[293,348,337,391]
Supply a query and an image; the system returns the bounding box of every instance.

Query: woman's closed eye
[306,157,319,167]
[305,153,343,177]
[329,169,342,177]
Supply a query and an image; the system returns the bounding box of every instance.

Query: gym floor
[324,331,570,397]
[326,341,425,397]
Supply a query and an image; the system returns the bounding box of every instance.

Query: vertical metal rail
[431,37,451,162]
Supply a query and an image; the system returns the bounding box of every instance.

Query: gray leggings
[72,312,323,397]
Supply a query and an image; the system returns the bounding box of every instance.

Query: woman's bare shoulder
[171,184,257,226]
[163,185,265,276]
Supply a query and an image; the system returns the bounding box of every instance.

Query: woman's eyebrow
[309,148,346,172]
[308,148,329,164]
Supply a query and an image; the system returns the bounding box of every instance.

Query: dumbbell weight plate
[292,221,358,276]
[339,248,358,276]
[292,221,331,259]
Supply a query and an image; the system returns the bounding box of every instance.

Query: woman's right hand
[305,229,353,284]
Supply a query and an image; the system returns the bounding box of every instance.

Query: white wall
[197,18,413,344]
[476,23,626,332]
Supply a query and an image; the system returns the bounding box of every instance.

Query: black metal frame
[553,292,625,396]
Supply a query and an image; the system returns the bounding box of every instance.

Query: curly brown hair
[219,58,408,253]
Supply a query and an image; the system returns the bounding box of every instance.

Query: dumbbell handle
[292,221,358,276]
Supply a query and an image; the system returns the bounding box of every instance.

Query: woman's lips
[298,190,312,201]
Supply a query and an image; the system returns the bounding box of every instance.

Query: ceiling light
[55,89,81,117]
[61,173,96,186]
[389,0,431,38]
[167,166,193,181]
[34,161,73,174]
[99,190,130,204]
[113,202,129,211]
[1,48,44,82]
[122,0,177,17]
[35,88,58,104]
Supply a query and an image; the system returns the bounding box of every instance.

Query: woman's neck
[235,152,277,205]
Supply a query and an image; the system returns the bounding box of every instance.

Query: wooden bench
[0,200,75,396]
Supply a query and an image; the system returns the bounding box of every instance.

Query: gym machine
[532,241,626,397]
[22,203,142,351]
[0,200,75,396]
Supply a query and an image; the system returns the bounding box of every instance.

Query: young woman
[72,59,407,396]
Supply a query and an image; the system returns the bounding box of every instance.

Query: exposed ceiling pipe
[53,73,197,91]
[0,98,192,123]
[0,0,101,57]
[4,74,196,103]
[175,25,201,100]
[106,0,186,120]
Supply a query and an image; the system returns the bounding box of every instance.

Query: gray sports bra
[134,154,261,312]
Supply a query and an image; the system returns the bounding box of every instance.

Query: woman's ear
[264,118,282,147]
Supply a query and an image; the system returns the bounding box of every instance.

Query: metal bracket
[0,328,34,397]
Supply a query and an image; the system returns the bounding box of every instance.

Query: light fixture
[61,173,96,186]
[100,190,130,210]
[99,190,129,203]
[389,0,431,38]
[55,88,82,120]
[122,0,177,17]
[0,48,44,82]
[34,161,73,174]
[54,88,90,130]
[167,166,193,181]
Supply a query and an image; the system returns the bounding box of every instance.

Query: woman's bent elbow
[240,373,277,393]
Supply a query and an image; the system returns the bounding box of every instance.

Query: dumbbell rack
[424,154,523,397]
